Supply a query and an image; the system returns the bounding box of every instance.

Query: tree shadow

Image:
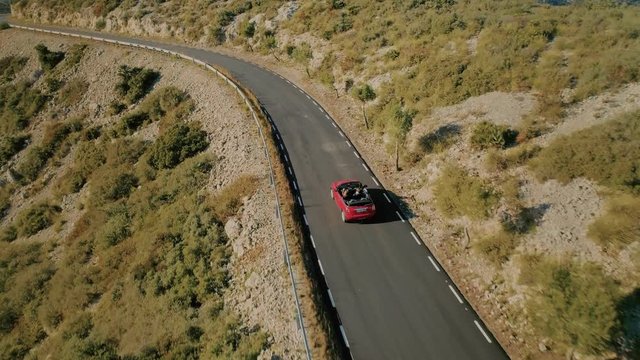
[501,203,550,234]
[616,287,640,358]
[418,123,461,153]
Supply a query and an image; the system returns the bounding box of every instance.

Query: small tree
[354,84,376,129]
[388,106,415,171]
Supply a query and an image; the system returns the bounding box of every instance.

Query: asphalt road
[1,15,510,360]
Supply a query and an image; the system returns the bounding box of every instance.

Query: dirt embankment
[0,29,304,359]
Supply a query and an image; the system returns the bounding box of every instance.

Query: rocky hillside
[8,1,640,359]
[0,28,305,359]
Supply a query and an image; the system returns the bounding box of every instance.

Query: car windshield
[338,182,372,206]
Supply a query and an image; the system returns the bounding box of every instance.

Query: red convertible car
[330,179,376,222]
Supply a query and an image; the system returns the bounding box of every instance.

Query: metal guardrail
[8,23,313,360]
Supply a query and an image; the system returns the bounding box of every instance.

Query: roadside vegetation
[0,42,270,358]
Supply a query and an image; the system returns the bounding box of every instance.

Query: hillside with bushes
[0,29,306,359]
[7,1,640,359]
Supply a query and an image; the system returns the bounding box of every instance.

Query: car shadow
[360,188,407,224]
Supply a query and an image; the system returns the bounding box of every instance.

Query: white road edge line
[474,320,493,343]
[288,167,293,175]
[325,114,331,120]
[284,154,289,162]
[305,94,311,100]
[293,181,298,191]
[395,211,405,222]
[383,193,392,203]
[354,151,360,159]
[303,214,309,226]
[346,141,352,148]
[297,196,302,206]
[327,289,336,307]
[340,325,350,348]
[449,285,464,304]
[312,100,318,106]
[339,131,344,137]
[318,260,325,275]
[428,256,441,272]
[362,163,370,172]
[410,231,420,245]
[372,177,380,186]
[279,143,283,150]
[331,122,337,128]
[310,235,316,249]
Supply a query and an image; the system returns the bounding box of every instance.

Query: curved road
[1,15,509,360]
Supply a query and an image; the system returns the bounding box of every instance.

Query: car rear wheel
[341,211,346,223]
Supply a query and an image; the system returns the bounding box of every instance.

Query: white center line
[346,141,352,148]
[362,163,370,172]
[410,231,420,244]
[340,325,350,348]
[310,235,316,248]
[318,260,325,275]
[428,256,441,272]
[327,289,336,307]
[395,211,405,222]
[293,181,298,191]
[371,177,380,186]
[474,320,493,343]
[383,193,392,203]
[338,131,344,137]
[303,214,309,226]
[353,151,360,159]
[448,285,464,304]
[297,196,302,206]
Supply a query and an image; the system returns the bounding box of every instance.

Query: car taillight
[371,204,376,212]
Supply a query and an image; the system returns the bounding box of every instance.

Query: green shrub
[107,100,126,116]
[210,175,259,222]
[470,121,518,150]
[97,172,139,202]
[474,230,518,266]
[243,21,256,38]
[118,111,149,134]
[0,225,17,242]
[116,65,160,104]
[16,119,83,182]
[61,44,87,71]
[433,165,500,219]
[58,78,88,106]
[0,304,17,334]
[0,185,12,219]
[0,22,9,30]
[524,259,619,355]
[0,56,28,83]
[290,42,313,64]
[15,202,60,237]
[589,194,640,251]
[148,122,208,169]
[55,141,106,196]
[35,44,65,72]
[97,207,130,247]
[486,144,541,171]
[0,82,46,134]
[95,18,106,30]
[530,110,640,193]
[0,134,29,168]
